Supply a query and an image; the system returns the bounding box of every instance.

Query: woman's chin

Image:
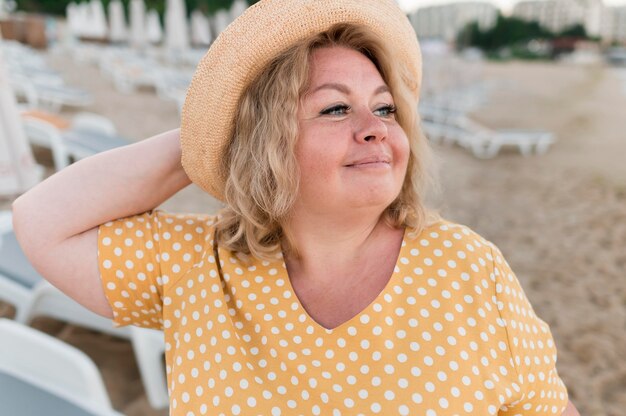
[342,190,399,212]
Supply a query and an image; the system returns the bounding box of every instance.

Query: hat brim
[181,0,421,201]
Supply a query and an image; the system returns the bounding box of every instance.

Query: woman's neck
[282,209,403,287]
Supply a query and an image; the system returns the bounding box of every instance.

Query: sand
[1,48,625,415]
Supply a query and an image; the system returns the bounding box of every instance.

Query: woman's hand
[11,128,190,318]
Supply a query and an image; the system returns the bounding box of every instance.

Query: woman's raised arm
[11,128,191,318]
[562,401,581,416]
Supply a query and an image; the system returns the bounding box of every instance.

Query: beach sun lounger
[419,104,556,158]
[21,113,131,171]
[70,112,118,136]
[7,75,93,112]
[456,117,556,158]
[0,318,123,416]
[0,211,169,409]
[33,83,94,112]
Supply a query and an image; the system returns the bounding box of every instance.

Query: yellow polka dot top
[98,210,569,416]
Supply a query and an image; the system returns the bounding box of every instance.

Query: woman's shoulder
[404,218,498,260]
[152,210,218,230]
[102,209,218,234]
[408,218,493,245]
[99,209,219,262]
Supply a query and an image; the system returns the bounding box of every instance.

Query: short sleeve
[97,210,215,329]
[490,245,570,415]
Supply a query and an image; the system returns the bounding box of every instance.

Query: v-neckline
[276,228,410,334]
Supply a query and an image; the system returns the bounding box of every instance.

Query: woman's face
[294,46,410,217]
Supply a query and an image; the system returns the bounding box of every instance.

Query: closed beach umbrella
[146,9,163,44]
[108,0,127,43]
[0,38,40,196]
[75,2,91,38]
[65,2,79,36]
[190,9,211,47]
[211,9,231,37]
[165,0,189,51]
[230,0,248,21]
[129,0,146,48]
[88,0,108,40]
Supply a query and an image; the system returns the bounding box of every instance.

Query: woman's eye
[320,105,350,116]
[374,105,397,117]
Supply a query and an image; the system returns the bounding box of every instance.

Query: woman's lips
[345,155,391,168]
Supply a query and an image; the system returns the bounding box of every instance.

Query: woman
[12,0,579,414]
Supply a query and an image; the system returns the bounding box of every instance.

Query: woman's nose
[353,109,388,143]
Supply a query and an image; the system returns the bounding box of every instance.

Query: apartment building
[409,1,498,42]
[602,6,626,42]
[512,0,622,40]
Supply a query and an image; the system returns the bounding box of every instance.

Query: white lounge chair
[6,65,64,88]
[455,117,556,159]
[153,69,192,115]
[21,115,131,171]
[7,74,93,112]
[0,211,169,409]
[421,119,465,147]
[153,68,192,100]
[3,40,93,112]
[9,77,41,110]
[71,42,107,65]
[70,112,118,136]
[419,103,556,158]
[21,117,70,170]
[0,318,124,416]
[2,39,49,70]
[97,51,162,94]
[419,103,467,146]
[33,83,94,112]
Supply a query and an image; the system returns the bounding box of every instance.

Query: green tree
[557,23,587,38]
[458,13,556,52]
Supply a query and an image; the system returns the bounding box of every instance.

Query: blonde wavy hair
[215,23,439,260]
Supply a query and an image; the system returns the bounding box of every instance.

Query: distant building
[409,2,498,42]
[602,6,626,42]
[512,0,610,39]
[513,0,585,33]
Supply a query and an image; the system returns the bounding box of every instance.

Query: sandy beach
[1,47,625,415]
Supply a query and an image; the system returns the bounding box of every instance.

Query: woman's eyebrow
[311,82,350,94]
[375,85,391,95]
[310,83,390,95]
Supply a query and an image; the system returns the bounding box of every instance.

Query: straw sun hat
[180,0,422,201]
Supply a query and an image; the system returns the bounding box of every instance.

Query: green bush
[456,13,596,60]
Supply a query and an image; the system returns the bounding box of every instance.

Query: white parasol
[0,0,7,19]
[229,0,248,21]
[129,0,146,48]
[72,2,90,38]
[146,9,163,44]
[211,9,231,37]
[108,0,127,43]
[190,9,211,47]
[165,0,189,51]
[86,0,108,40]
[0,37,41,197]
[65,3,77,35]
